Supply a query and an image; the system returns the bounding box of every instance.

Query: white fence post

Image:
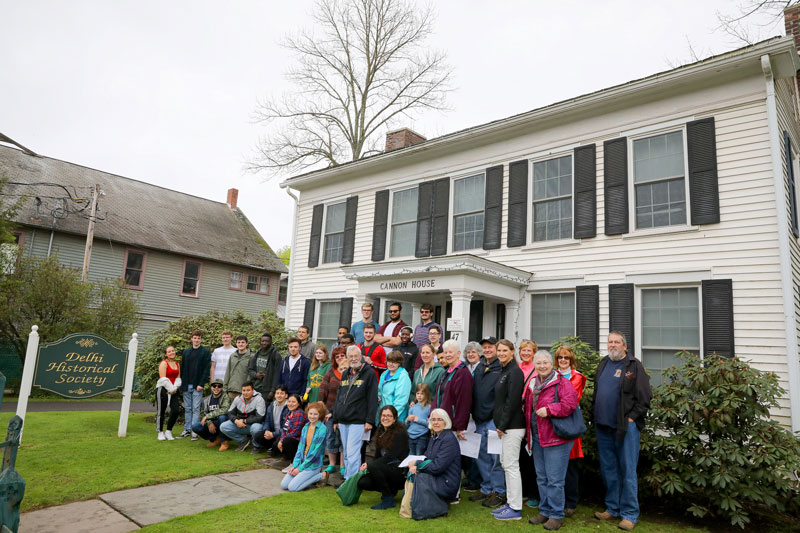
[16,325,39,444]
[118,333,138,437]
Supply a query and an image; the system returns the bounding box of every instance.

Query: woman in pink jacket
[523,350,578,531]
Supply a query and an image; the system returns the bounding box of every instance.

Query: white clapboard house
[280,33,800,431]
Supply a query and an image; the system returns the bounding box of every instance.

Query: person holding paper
[524,350,579,531]
[491,339,526,521]
[431,340,473,440]
[356,405,410,510]
[408,408,462,503]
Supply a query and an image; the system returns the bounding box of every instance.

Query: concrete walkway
[19,468,285,532]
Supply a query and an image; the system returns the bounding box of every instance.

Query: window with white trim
[181,260,202,297]
[229,271,242,290]
[633,130,687,229]
[123,249,146,289]
[390,187,418,257]
[532,155,572,241]
[246,274,269,294]
[641,286,700,387]
[316,300,342,349]
[453,173,484,251]
[323,202,346,263]
[530,292,575,349]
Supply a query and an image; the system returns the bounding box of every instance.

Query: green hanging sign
[32,333,128,399]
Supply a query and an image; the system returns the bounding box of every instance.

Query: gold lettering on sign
[76,338,98,348]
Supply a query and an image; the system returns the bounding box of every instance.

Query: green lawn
[140,488,711,533]
[1,411,263,511]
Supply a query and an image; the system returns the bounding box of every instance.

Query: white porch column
[411,303,422,329]
[505,301,521,347]
[449,288,473,351]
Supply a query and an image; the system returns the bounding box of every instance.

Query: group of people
[154,302,651,531]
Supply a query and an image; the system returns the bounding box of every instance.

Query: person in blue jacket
[408,408,462,503]
[278,337,311,396]
[280,401,329,492]
[377,351,412,423]
[251,385,290,453]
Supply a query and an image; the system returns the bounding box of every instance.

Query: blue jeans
[219,420,252,443]
[324,419,341,453]
[409,434,429,456]
[596,421,641,523]
[531,430,572,520]
[475,420,505,495]
[339,423,366,479]
[183,386,204,432]
[281,468,323,492]
[191,415,228,442]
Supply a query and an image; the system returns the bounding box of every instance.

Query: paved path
[19,468,284,532]
[1,401,154,413]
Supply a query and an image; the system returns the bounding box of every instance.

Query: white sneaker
[158,432,166,441]
[191,432,199,441]
[165,430,175,440]
[281,466,290,474]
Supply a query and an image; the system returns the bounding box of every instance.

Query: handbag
[336,468,368,506]
[399,479,414,518]
[549,383,587,440]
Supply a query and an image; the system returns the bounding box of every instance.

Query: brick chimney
[226,188,238,209]
[385,128,426,152]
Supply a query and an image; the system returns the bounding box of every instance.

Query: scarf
[533,370,557,408]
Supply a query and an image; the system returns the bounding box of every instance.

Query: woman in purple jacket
[431,340,473,439]
[523,350,578,531]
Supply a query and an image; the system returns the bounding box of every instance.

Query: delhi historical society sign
[33,333,128,398]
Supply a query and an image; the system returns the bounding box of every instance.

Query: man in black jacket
[592,331,651,532]
[177,330,211,440]
[470,338,505,508]
[248,333,281,401]
[396,327,418,375]
[332,346,378,480]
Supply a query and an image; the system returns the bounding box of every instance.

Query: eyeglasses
[556,356,571,360]
[380,413,394,418]
[429,418,444,422]
[211,385,222,388]
[389,309,400,313]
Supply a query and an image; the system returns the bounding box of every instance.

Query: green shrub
[641,351,800,529]
[135,309,295,404]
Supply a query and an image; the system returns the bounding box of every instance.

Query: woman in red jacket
[554,344,586,517]
[523,350,578,531]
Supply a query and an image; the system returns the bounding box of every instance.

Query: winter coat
[227,391,266,426]
[493,359,525,431]
[378,367,412,422]
[432,363,473,432]
[292,422,328,471]
[224,349,254,394]
[564,370,587,459]
[419,429,461,501]
[248,345,282,398]
[471,357,502,423]
[523,372,578,449]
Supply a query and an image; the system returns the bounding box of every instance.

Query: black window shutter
[687,117,720,225]
[303,299,316,336]
[430,178,450,256]
[414,181,434,258]
[483,165,503,250]
[575,285,599,352]
[371,190,390,261]
[608,283,635,355]
[307,204,324,268]
[573,144,597,239]
[341,196,358,264]
[507,160,528,247]
[784,131,800,237]
[604,138,629,235]
[339,297,354,329]
[702,279,734,358]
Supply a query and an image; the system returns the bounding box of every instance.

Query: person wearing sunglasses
[192,379,231,448]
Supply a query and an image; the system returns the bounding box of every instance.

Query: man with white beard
[592,331,651,532]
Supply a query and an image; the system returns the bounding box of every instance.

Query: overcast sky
[0,0,784,252]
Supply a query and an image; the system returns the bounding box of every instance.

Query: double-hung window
[316,300,342,349]
[532,155,572,241]
[181,260,202,297]
[246,274,269,294]
[229,271,243,290]
[633,131,687,229]
[390,188,418,257]
[453,173,484,251]
[641,287,700,386]
[323,202,346,263]
[123,249,146,289]
[530,292,575,349]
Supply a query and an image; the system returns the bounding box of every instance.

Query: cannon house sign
[33,333,127,398]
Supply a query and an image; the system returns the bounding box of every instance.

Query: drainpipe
[46,216,56,258]
[762,54,800,433]
[280,183,299,330]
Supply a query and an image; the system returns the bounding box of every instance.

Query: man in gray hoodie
[219,382,266,451]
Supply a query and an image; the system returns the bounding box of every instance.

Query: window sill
[622,225,699,240]
[179,293,200,299]
[521,239,581,251]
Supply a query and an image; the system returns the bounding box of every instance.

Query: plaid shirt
[279,409,307,443]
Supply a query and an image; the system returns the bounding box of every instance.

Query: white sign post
[15,325,39,444]
[118,333,138,437]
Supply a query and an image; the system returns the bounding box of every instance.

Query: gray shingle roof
[0,143,287,273]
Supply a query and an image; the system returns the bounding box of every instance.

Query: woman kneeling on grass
[156,346,181,441]
[276,394,307,461]
[280,402,328,492]
[357,405,410,510]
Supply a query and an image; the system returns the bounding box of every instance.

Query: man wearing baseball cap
[192,378,231,448]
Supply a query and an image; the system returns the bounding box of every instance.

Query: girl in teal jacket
[378,351,412,423]
[280,402,329,492]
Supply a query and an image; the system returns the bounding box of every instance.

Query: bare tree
[717,0,792,44]
[248,0,452,176]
